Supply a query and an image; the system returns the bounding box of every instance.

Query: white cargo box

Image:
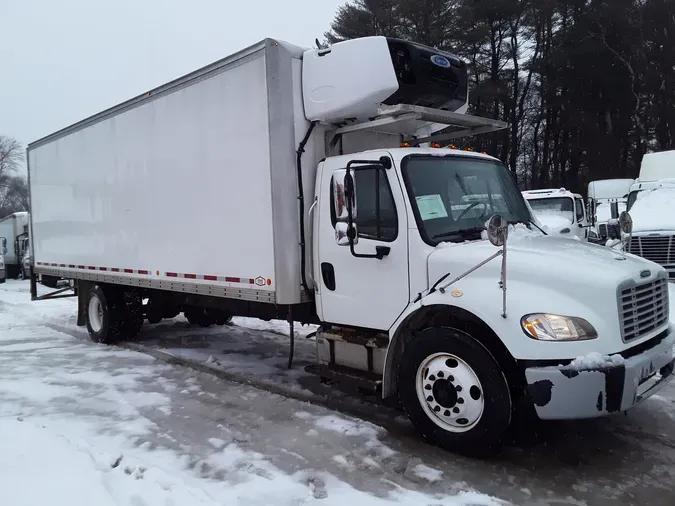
[28,39,314,305]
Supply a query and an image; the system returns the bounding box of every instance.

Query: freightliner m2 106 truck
[27,37,674,456]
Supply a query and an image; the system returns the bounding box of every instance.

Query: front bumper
[524,327,675,420]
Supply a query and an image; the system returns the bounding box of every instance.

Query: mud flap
[76,280,93,327]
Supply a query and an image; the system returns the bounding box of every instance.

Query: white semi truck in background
[521,188,589,240]
[27,36,674,456]
[0,212,29,279]
[624,150,675,279]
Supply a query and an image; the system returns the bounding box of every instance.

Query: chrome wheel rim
[415,352,484,433]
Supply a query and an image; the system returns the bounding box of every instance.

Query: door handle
[321,262,336,291]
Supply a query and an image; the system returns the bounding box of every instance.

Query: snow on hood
[629,187,675,232]
[430,229,654,292]
[532,212,573,231]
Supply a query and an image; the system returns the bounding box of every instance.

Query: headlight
[521,314,597,341]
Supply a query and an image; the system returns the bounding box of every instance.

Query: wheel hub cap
[416,353,484,433]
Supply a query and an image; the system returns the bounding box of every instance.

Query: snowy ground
[2,280,675,505]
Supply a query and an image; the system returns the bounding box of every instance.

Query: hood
[430,232,659,291]
[533,212,573,233]
[629,188,675,233]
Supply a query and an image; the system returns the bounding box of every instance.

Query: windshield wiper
[518,219,548,235]
[432,227,485,242]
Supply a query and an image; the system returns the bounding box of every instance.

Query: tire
[184,307,211,327]
[0,276,5,284]
[397,327,512,457]
[85,286,124,344]
[121,289,144,340]
[213,311,233,326]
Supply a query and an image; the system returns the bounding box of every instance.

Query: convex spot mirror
[619,211,633,235]
[487,214,508,247]
[335,222,359,246]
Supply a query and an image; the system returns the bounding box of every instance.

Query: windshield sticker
[416,195,448,221]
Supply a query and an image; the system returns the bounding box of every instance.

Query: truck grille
[598,223,608,238]
[619,275,669,342]
[627,235,675,266]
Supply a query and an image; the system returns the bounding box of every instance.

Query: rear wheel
[184,307,211,327]
[86,286,124,344]
[397,327,512,457]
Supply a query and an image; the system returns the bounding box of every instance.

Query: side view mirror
[332,169,358,221]
[1,237,6,255]
[619,211,633,235]
[335,222,359,246]
[486,214,508,247]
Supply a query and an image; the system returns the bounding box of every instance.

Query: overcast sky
[1,0,345,164]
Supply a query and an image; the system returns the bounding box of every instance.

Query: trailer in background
[0,212,29,279]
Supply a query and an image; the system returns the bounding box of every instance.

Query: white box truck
[27,37,674,456]
[0,211,29,279]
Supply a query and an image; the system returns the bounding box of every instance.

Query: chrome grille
[627,235,675,266]
[619,276,669,342]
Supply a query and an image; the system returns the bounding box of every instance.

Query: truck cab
[625,178,675,280]
[586,178,634,240]
[521,188,589,240]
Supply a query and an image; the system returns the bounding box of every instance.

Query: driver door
[314,154,410,331]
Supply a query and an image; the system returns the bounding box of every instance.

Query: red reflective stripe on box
[99,267,107,271]
[124,269,133,273]
[204,275,218,281]
[138,270,149,275]
[111,268,119,272]
[184,274,196,279]
[166,272,178,278]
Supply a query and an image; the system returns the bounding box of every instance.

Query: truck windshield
[627,190,640,211]
[401,155,531,244]
[526,197,574,224]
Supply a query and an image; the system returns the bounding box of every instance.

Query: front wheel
[397,327,512,457]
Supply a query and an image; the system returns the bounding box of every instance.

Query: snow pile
[629,188,675,232]
[569,352,625,370]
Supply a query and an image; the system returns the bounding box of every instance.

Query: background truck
[521,188,589,240]
[624,150,675,279]
[586,178,634,240]
[0,212,29,279]
[28,36,674,457]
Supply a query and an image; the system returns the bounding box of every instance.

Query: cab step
[304,363,382,392]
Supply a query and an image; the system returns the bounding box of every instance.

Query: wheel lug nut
[437,371,444,378]
[453,407,460,414]
[457,398,464,404]
[456,385,462,392]
[444,410,450,416]
[427,396,434,402]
